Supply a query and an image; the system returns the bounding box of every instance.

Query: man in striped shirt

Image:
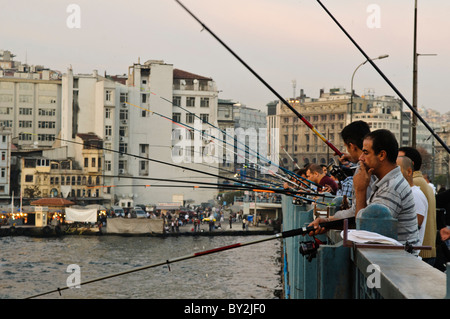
[354,129,420,246]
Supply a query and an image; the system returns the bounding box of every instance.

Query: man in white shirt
[397,156,428,245]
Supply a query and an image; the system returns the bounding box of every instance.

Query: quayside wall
[281,196,449,299]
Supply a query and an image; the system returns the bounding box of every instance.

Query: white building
[0,69,61,149]
[0,127,11,199]
[60,60,220,208]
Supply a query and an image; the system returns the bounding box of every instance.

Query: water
[0,235,282,299]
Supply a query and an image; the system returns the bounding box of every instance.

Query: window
[173,96,181,107]
[19,108,33,115]
[19,121,32,128]
[186,97,195,107]
[172,113,181,123]
[92,157,96,168]
[105,90,112,101]
[105,160,111,171]
[141,94,148,103]
[119,126,126,137]
[105,108,111,119]
[119,143,127,154]
[186,113,195,124]
[200,114,209,123]
[140,144,148,155]
[38,121,56,129]
[119,109,128,120]
[120,93,128,103]
[25,175,33,183]
[200,98,209,107]
[105,125,112,136]
[84,158,88,168]
[139,160,148,176]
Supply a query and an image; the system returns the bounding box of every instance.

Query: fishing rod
[25,216,354,299]
[282,147,301,170]
[22,132,278,192]
[158,94,292,180]
[127,100,315,189]
[100,174,335,200]
[316,0,450,154]
[90,183,328,205]
[174,0,344,158]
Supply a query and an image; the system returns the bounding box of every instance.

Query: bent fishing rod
[90,183,328,205]
[174,0,343,158]
[316,0,450,154]
[157,94,314,188]
[25,216,353,299]
[21,132,275,192]
[29,133,319,201]
[98,174,336,201]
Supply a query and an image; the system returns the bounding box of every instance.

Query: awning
[65,208,97,222]
[156,206,180,210]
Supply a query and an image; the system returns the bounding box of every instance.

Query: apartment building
[0,127,11,199]
[0,50,61,149]
[275,88,366,169]
[20,133,103,201]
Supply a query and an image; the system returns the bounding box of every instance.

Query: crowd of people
[283,120,450,271]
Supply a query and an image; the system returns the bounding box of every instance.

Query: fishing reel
[299,236,324,262]
[327,158,354,182]
[292,198,305,206]
[329,165,347,182]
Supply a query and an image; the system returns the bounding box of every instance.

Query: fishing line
[127,99,311,189]
[174,0,343,157]
[158,94,290,180]
[123,106,315,194]
[98,174,333,201]
[316,0,450,154]
[24,216,354,299]
[20,132,269,191]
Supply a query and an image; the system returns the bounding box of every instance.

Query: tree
[23,185,41,199]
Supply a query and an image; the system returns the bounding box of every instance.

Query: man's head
[341,121,370,162]
[398,146,422,171]
[396,156,414,185]
[306,163,325,184]
[359,129,398,176]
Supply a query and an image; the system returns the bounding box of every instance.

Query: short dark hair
[398,146,422,171]
[307,163,323,174]
[341,121,371,150]
[364,129,398,164]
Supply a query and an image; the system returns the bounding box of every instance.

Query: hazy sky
[2,0,449,115]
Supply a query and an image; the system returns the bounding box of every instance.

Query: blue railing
[281,195,449,299]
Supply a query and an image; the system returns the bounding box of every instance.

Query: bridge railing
[281,195,449,299]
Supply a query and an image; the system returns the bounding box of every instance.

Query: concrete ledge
[355,248,447,299]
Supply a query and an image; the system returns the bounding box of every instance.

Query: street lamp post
[350,54,389,123]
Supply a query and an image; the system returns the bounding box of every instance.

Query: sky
[1,0,449,115]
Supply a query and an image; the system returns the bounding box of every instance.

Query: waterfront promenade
[164,218,278,236]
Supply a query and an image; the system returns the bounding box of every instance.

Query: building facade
[275,89,367,170]
[0,128,11,199]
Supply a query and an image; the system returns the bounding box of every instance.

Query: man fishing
[309,129,420,247]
